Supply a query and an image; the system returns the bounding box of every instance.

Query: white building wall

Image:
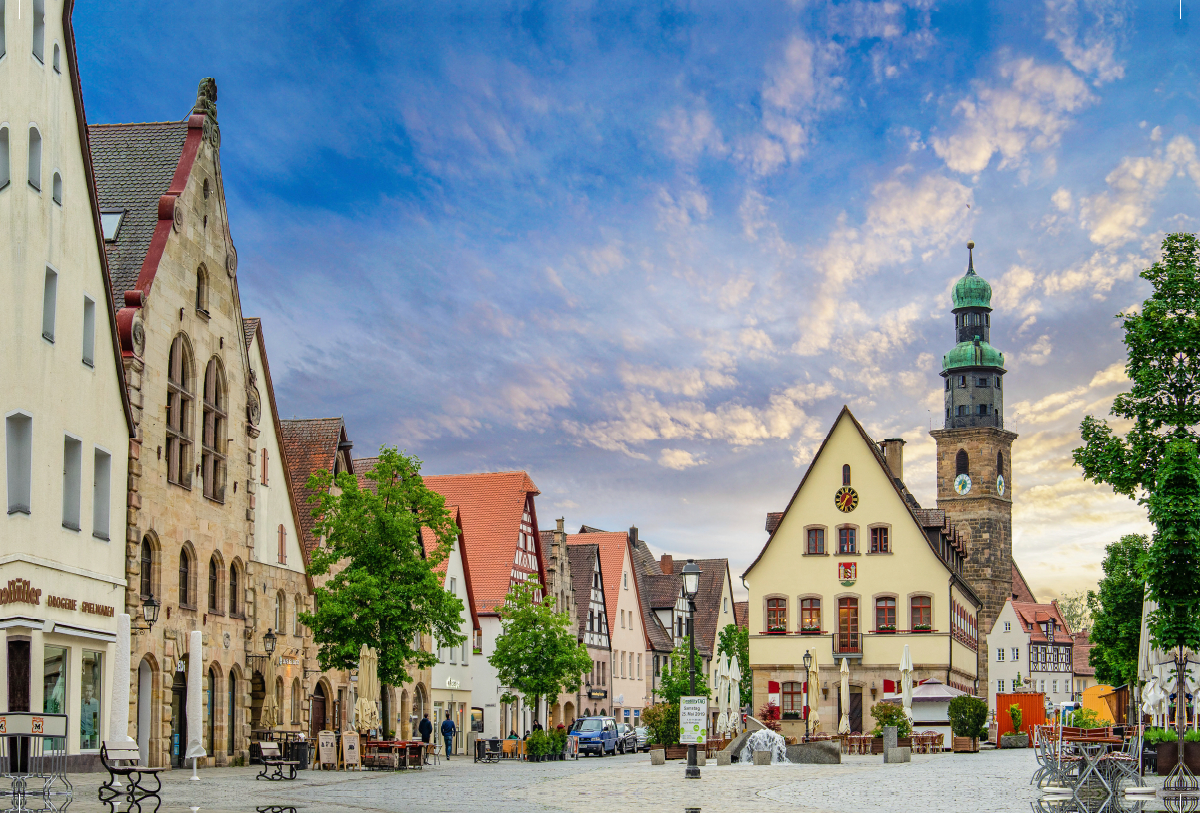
[431,534,472,751]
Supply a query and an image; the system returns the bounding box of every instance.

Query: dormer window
[100,210,124,241]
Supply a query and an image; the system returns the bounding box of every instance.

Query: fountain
[738,729,788,765]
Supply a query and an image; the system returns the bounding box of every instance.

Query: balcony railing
[833,632,861,654]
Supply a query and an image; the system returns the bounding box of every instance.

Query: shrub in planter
[948,695,988,751]
[526,730,551,760]
[643,702,679,747]
[870,701,912,738]
[1067,707,1102,729]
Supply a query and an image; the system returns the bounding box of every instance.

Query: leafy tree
[641,702,677,747]
[1074,233,1200,497]
[1086,534,1149,686]
[489,576,593,727]
[716,623,751,708]
[302,448,466,687]
[870,702,911,738]
[1056,590,1092,634]
[657,637,711,704]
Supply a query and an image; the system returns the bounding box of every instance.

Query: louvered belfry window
[201,359,227,502]
[166,335,194,487]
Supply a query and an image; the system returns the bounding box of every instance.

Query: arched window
[0,128,10,189]
[228,563,239,615]
[227,670,236,754]
[290,678,301,724]
[27,126,41,190]
[208,556,218,611]
[293,595,302,636]
[32,0,44,62]
[997,451,1005,479]
[201,358,227,502]
[51,171,61,205]
[275,678,284,722]
[842,464,851,486]
[166,334,194,487]
[140,538,153,598]
[955,449,969,476]
[179,548,192,607]
[275,592,284,633]
[195,266,209,313]
[206,668,216,751]
[277,524,287,564]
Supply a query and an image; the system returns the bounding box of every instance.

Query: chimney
[880,438,905,483]
[660,554,673,575]
[628,525,639,547]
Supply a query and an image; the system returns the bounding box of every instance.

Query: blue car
[571,716,618,756]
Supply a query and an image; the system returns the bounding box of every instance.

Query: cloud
[932,58,1094,174]
[1041,248,1145,296]
[618,364,738,397]
[658,448,705,470]
[1044,0,1128,85]
[1079,136,1200,246]
[659,104,727,165]
[1016,334,1054,367]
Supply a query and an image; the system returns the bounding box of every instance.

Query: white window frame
[62,434,82,531]
[92,446,111,540]
[6,411,33,514]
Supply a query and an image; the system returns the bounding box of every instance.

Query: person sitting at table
[507,730,518,739]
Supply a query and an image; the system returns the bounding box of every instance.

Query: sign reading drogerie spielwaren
[679,696,707,745]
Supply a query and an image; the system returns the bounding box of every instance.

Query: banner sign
[679,696,707,745]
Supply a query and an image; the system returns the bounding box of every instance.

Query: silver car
[634,725,650,752]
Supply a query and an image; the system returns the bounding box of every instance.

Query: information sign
[679,696,707,745]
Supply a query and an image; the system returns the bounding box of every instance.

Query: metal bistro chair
[1098,725,1143,789]
[0,712,72,813]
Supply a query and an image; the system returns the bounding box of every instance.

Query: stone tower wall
[930,426,1017,693]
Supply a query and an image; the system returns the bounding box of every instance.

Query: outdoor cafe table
[1061,733,1123,792]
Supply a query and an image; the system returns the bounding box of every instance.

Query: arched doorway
[310,683,327,737]
[137,658,153,765]
[250,671,266,732]
[228,669,238,756]
[170,670,187,768]
[413,684,427,729]
[564,701,575,726]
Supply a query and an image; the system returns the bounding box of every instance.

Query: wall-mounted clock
[996,474,1005,496]
[835,486,859,513]
[954,473,972,495]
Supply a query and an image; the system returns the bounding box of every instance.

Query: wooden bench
[99,741,163,812]
[255,741,299,781]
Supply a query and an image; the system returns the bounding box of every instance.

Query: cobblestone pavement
[61,748,1163,813]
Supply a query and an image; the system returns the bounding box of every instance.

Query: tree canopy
[489,576,593,722]
[1144,440,1200,654]
[301,447,466,687]
[717,623,751,708]
[658,637,711,704]
[1086,534,1148,686]
[1074,233,1200,497]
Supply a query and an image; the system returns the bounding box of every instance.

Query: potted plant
[877,624,897,633]
[758,701,782,733]
[1000,704,1028,748]
[801,625,822,635]
[869,701,912,752]
[912,624,932,633]
[1149,727,1200,774]
[948,695,987,752]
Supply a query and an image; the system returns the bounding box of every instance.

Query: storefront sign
[679,696,707,745]
[445,678,461,689]
[277,656,300,666]
[81,601,115,617]
[342,732,361,767]
[0,579,41,607]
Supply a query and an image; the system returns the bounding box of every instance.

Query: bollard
[753,750,772,765]
[716,750,731,766]
[651,749,666,766]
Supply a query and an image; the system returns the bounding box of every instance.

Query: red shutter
[768,680,780,693]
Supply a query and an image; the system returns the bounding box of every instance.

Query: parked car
[634,725,651,752]
[571,716,618,756]
[615,722,638,754]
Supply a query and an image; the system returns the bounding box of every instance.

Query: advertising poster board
[679,696,707,745]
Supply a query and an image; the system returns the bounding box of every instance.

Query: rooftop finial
[194,78,218,120]
[966,241,975,275]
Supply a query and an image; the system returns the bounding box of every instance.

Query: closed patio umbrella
[807,655,821,733]
[260,646,279,731]
[838,658,850,735]
[185,630,206,778]
[727,652,742,735]
[713,656,728,735]
[900,644,914,723]
[354,645,382,732]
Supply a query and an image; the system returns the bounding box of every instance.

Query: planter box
[951,737,979,753]
[869,737,912,755]
[663,745,689,760]
[1000,733,1029,749]
[1156,741,1200,775]
[800,629,822,635]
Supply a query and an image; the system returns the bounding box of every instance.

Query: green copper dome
[943,340,1005,371]
[952,242,992,309]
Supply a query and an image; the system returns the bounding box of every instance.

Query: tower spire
[967,240,975,276]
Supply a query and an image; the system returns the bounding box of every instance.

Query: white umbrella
[900,644,914,723]
[838,658,851,734]
[109,614,135,745]
[184,630,206,778]
[354,645,382,731]
[807,655,821,733]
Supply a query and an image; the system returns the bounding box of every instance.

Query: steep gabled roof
[734,601,749,629]
[630,539,675,653]
[669,558,729,659]
[242,317,260,349]
[279,418,353,554]
[566,532,628,644]
[421,471,543,615]
[1012,600,1070,643]
[1012,561,1037,603]
[567,543,601,638]
[1072,631,1095,677]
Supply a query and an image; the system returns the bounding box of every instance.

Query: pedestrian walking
[419,713,433,744]
[441,712,457,758]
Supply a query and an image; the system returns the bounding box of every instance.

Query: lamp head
[802,650,812,670]
[142,594,160,626]
[681,559,701,599]
[264,628,277,654]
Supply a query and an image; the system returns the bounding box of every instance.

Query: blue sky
[76,1,1198,599]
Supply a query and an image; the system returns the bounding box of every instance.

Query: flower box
[782,711,801,720]
[876,627,897,634]
[912,625,932,632]
[766,628,788,635]
[952,736,979,753]
[663,745,689,760]
[800,628,822,635]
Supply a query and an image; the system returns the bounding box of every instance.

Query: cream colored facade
[0,0,133,766]
[745,408,981,738]
[608,542,648,728]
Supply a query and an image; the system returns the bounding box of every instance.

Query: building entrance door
[171,671,187,768]
[6,640,30,712]
[849,687,863,734]
[310,685,326,737]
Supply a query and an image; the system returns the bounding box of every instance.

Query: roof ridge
[89,120,188,128]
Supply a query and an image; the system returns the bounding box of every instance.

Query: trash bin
[285,740,311,770]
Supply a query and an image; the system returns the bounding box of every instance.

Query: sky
[75,1,1198,602]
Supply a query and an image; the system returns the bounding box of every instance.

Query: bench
[255,741,299,781]
[99,741,162,812]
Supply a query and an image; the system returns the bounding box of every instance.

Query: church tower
[929,242,1017,692]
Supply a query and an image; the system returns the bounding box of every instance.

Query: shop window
[806,528,825,555]
[43,645,67,750]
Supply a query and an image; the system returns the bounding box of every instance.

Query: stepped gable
[422,471,542,615]
[279,418,352,554]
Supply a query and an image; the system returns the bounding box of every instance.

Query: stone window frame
[178,541,198,610]
[803,525,827,555]
[165,333,195,489]
[228,557,245,618]
[798,593,822,632]
[835,524,859,555]
[200,356,228,504]
[207,550,226,616]
[866,523,892,555]
[763,593,788,632]
[195,264,210,317]
[139,532,160,600]
[293,593,304,637]
[907,592,933,630]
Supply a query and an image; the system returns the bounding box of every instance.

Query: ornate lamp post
[802,650,813,742]
[247,628,278,672]
[681,559,702,780]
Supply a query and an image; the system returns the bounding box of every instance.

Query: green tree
[1074,233,1200,497]
[489,576,593,727]
[1056,590,1092,634]
[302,448,466,687]
[1086,534,1149,686]
[716,623,752,708]
[657,637,711,704]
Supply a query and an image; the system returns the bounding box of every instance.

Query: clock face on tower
[997,474,1005,496]
[954,473,972,495]
[834,486,859,513]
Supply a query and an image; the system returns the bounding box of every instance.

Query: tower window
[944,378,950,391]
[0,127,10,189]
[958,376,966,388]
[956,450,969,476]
[842,464,851,486]
[997,451,1005,479]
[956,405,967,417]
[995,377,1002,389]
[976,377,989,387]
[977,404,989,416]
[28,127,42,191]
[32,0,45,63]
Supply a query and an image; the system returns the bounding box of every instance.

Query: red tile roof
[1012,600,1070,643]
[734,601,748,629]
[566,532,632,648]
[1012,562,1037,603]
[1072,631,1095,676]
[669,558,729,658]
[421,471,542,615]
[279,418,352,554]
[765,512,783,534]
[242,317,259,349]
